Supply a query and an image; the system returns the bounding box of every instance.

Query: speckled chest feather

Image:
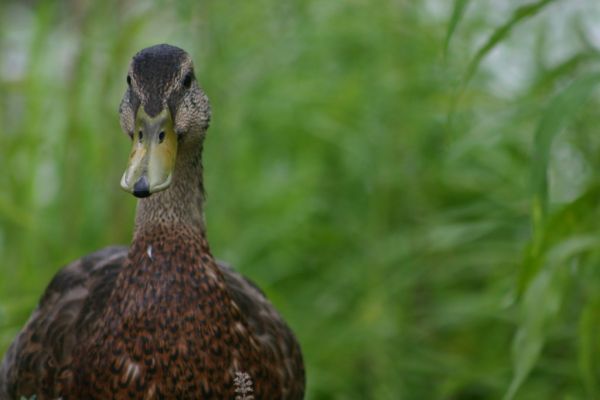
[62,226,272,399]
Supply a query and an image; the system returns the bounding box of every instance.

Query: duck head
[118,44,211,198]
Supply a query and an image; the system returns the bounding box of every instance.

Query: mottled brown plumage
[0,44,305,399]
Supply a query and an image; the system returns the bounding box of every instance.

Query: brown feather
[1,235,305,399]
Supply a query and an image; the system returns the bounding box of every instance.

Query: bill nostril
[133,176,150,198]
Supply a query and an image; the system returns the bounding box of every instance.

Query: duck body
[0,44,305,399]
[2,231,304,399]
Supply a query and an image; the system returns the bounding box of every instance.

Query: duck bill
[120,108,178,198]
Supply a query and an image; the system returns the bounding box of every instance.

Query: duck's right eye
[127,75,132,86]
[182,71,193,89]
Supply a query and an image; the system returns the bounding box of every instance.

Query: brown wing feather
[217,261,305,399]
[0,246,127,399]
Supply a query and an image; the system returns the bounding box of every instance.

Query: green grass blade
[518,73,600,295]
[579,301,600,397]
[464,0,556,85]
[531,73,600,217]
[507,236,599,400]
[444,0,471,58]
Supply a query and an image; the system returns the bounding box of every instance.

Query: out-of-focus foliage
[1,0,600,398]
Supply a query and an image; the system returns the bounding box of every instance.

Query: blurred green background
[1,0,600,398]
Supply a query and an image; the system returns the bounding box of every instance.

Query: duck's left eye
[127,75,132,86]
[182,72,193,89]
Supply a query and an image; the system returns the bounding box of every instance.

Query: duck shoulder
[217,261,305,398]
[0,245,127,399]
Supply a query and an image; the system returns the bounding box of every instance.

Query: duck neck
[133,137,206,239]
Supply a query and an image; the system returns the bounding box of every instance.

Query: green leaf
[505,266,564,400]
[579,301,600,398]
[464,0,557,85]
[531,73,600,220]
[518,74,600,295]
[509,235,600,399]
[444,0,471,57]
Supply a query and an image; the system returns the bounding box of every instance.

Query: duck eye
[182,72,193,89]
[138,130,143,142]
[159,131,165,143]
[127,75,132,86]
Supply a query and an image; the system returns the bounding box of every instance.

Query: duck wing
[217,261,306,399]
[0,246,127,399]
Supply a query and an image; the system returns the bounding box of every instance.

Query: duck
[0,44,305,400]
